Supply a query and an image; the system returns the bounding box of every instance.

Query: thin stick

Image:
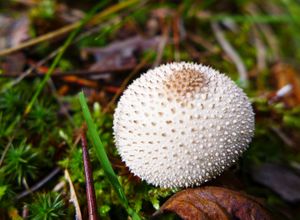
[187,32,218,53]
[256,23,280,61]
[252,26,267,71]
[0,64,137,78]
[1,17,126,91]
[24,1,109,115]
[211,22,248,87]
[246,3,280,61]
[0,0,139,57]
[0,24,76,57]
[153,19,169,67]
[2,4,143,92]
[1,49,59,93]
[65,169,83,220]
[104,54,151,113]
[0,137,14,167]
[78,92,140,220]
[16,167,61,200]
[81,130,99,220]
[271,126,295,148]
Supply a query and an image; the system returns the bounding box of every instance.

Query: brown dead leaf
[271,63,300,106]
[155,186,271,220]
[0,52,26,75]
[81,35,161,71]
[0,14,30,49]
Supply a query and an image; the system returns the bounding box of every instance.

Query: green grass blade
[210,14,291,23]
[25,0,139,115]
[25,1,109,115]
[78,91,141,220]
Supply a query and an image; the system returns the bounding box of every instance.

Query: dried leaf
[89,55,137,72]
[0,14,30,49]
[156,186,271,220]
[81,35,161,71]
[271,63,300,106]
[251,163,300,203]
[0,52,26,75]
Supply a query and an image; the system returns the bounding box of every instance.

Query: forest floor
[1,0,300,219]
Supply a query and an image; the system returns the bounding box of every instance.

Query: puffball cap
[113,62,254,188]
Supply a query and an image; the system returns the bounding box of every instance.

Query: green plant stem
[78,92,141,220]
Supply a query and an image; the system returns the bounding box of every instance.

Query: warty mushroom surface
[113,62,255,188]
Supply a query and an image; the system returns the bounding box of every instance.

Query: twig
[252,26,267,72]
[11,23,109,82]
[172,14,181,61]
[24,1,110,115]
[0,67,136,78]
[247,3,280,61]
[104,54,151,113]
[53,180,65,192]
[153,14,170,67]
[0,0,139,57]
[0,137,14,167]
[211,22,248,86]
[271,126,295,148]
[0,18,129,92]
[197,11,291,23]
[2,5,143,92]
[257,23,280,61]
[0,24,76,57]
[65,169,83,220]
[187,32,218,53]
[48,78,75,125]
[81,130,99,220]
[22,178,30,191]
[153,35,168,67]
[79,93,140,220]
[15,167,61,200]
[1,49,59,93]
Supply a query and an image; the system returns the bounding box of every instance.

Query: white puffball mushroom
[113,62,254,188]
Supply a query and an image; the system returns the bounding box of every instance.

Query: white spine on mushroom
[113,62,254,188]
